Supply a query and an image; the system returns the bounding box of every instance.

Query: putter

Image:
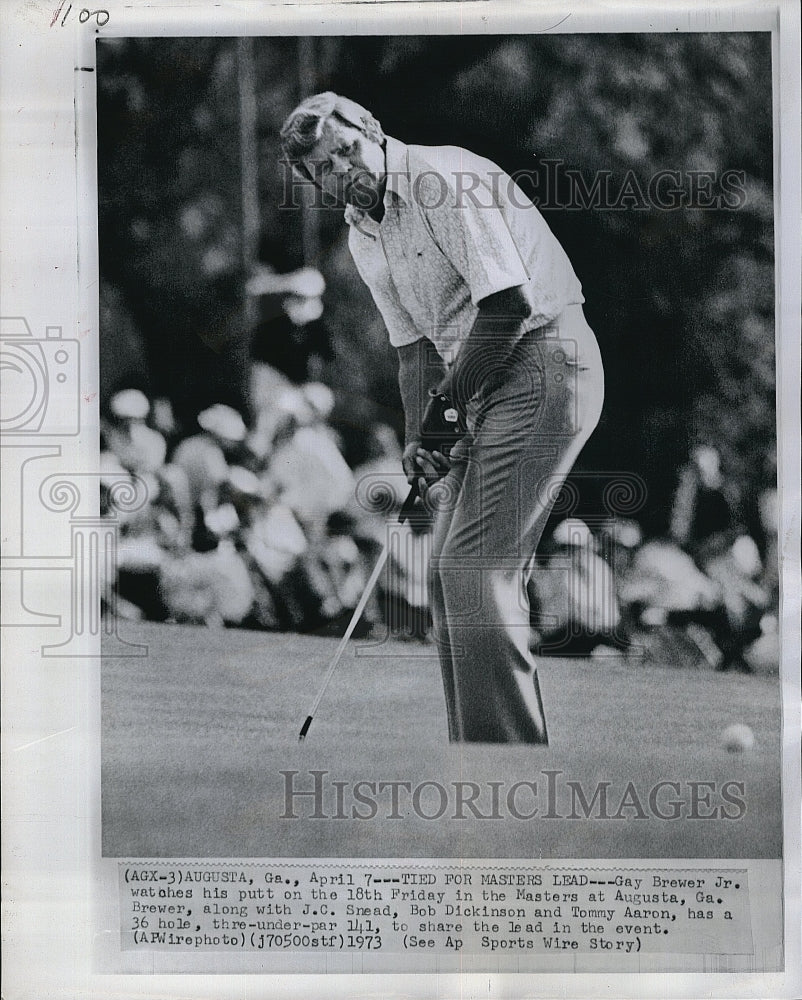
[298,542,390,740]
[299,391,465,740]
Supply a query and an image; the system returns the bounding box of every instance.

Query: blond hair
[280,92,384,179]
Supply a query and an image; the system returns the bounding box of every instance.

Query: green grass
[102,620,781,859]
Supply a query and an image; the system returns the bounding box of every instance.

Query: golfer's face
[303,119,385,210]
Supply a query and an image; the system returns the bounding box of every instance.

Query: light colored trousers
[429,304,605,743]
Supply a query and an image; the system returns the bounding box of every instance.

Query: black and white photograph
[98,30,782,856]
[2,0,800,995]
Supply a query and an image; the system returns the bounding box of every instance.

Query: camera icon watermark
[0,317,80,436]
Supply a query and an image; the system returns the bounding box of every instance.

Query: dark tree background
[97,33,774,534]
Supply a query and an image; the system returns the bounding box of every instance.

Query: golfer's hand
[402,441,450,496]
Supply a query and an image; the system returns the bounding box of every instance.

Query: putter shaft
[298,544,389,740]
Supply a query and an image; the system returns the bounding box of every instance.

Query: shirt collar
[344,135,410,235]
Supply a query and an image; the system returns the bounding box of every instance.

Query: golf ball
[721,723,755,753]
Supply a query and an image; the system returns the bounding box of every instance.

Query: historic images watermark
[0,315,148,656]
[279,770,747,822]
[279,161,748,213]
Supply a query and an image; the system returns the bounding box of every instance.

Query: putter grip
[298,716,313,741]
[398,482,420,524]
[398,391,466,525]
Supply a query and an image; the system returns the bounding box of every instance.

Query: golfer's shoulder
[407,142,503,195]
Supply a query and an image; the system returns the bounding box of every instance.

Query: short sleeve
[418,172,531,306]
[348,229,422,348]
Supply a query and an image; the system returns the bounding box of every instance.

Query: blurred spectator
[598,517,643,576]
[320,532,365,614]
[243,500,310,624]
[616,538,721,668]
[619,538,719,622]
[155,462,193,550]
[172,432,229,505]
[159,541,255,627]
[619,532,770,672]
[743,612,779,674]
[268,397,355,537]
[100,439,169,620]
[669,445,733,555]
[110,388,149,421]
[248,377,309,464]
[104,389,168,475]
[197,403,251,466]
[528,518,621,655]
[151,396,179,445]
[248,265,332,384]
[697,533,769,671]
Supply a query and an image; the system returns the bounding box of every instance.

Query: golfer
[281,93,604,743]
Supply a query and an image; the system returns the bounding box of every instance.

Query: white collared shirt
[346,136,584,361]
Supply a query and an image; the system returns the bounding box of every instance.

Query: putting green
[102,621,781,859]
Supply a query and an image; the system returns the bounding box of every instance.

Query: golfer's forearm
[397,337,447,444]
[444,285,532,405]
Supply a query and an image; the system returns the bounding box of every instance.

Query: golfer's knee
[436,557,520,622]
[433,545,464,603]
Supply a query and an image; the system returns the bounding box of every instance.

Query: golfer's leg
[439,313,604,742]
[429,436,470,741]
[438,436,562,742]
